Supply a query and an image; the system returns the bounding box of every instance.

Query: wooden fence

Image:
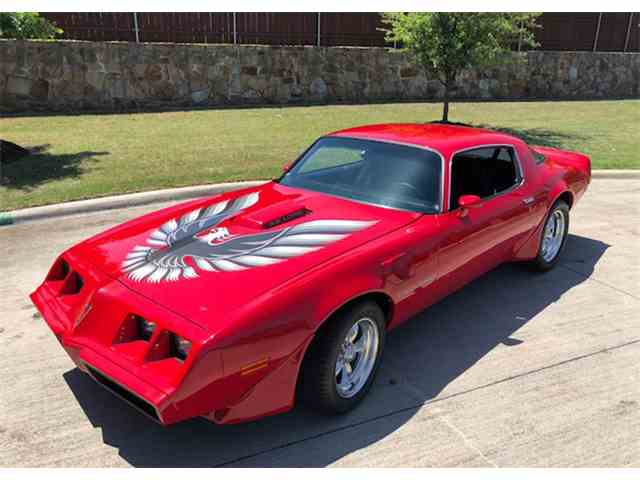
[41,12,640,52]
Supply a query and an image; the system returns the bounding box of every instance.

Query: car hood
[69,182,419,329]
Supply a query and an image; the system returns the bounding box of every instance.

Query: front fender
[309,275,387,331]
[197,220,417,423]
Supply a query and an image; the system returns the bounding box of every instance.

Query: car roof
[328,123,524,156]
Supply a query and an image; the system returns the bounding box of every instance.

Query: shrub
[0,12,63,40]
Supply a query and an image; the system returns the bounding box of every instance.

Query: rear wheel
[532,200,570,271]
[300,301,385,414]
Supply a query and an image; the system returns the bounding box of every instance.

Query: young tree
[0,12,62,40]
[381,13,540,122]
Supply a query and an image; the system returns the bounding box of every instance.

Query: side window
[450,146,520,210]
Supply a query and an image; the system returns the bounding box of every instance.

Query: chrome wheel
[540,209,566,262]
[335,317,379,399]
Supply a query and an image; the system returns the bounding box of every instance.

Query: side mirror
[458,194,482,208]
[457,194,482,217]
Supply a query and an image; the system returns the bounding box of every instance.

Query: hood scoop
[234,201,311,230]
[263,207,311,229]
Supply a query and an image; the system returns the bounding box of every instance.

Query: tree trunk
[442,85,450,123]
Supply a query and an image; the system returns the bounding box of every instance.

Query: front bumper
[30,253,214,425]
[32,252,313,426]
[82,354,165,423]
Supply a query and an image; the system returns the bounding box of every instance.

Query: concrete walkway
[1,180,266,225]
[2,169,638,226]
[0,177,638,467]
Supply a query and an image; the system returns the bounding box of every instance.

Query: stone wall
[0,39,638,112]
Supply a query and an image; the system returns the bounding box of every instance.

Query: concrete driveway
[0,178,638,467]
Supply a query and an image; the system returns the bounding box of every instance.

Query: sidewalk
[0,180,266,226]
[1,169,638,226]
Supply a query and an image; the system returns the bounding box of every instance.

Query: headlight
[171,334,192,361]
[136,316,156,340]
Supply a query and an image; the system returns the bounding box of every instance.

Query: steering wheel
[391,181,420,197]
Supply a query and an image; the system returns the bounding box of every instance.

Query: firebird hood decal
[122,191,377,283]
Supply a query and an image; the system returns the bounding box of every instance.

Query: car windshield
[279,137,442,213]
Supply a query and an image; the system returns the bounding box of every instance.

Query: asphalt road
[0,178,638,467]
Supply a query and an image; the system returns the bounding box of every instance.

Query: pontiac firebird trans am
[31,123,591,426]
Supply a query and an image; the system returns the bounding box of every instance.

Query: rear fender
[513,181,571,261]
[532,146,591,203]
[533,146,591,180]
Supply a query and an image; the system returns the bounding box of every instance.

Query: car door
[436,145,532,290]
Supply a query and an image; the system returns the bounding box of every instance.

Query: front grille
[85,365,160,423]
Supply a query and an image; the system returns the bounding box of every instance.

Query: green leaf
[380,12,541,121]
[0,12,63,40]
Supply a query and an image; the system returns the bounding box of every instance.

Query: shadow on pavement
[64,233,608,467]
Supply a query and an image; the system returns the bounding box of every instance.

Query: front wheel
[531,200,570,271]
[300,301,385,414]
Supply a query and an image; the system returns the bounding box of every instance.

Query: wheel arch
[544,168,574,207]
[320,290,394,330]
[512,184,573,261]
[555,190,574,209]
[308,290,394,349]
[294,290,394,400]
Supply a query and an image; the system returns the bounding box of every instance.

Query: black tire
[531,200,570,272]
[299,301,386,414]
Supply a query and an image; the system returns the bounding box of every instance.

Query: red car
[31,123,591,426]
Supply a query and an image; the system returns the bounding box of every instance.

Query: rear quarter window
[531,148,546,165]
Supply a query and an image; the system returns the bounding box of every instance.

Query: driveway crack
[436,413,498,467]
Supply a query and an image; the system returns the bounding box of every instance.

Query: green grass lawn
[1,99,638,211]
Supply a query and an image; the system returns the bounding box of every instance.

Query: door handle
[522,196,535,206]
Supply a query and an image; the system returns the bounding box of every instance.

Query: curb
[1,180,267,226]
[591,169,640,179]
[1,170,637,226]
